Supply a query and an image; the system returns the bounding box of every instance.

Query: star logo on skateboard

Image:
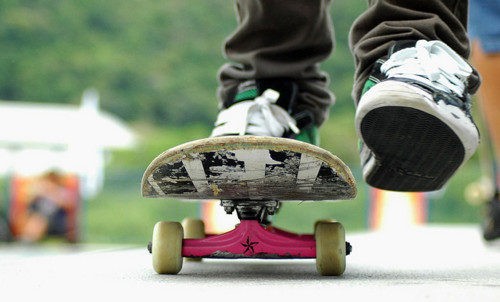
[241,236,259,255]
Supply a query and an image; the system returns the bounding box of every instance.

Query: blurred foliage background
[0,1,486,244]
[0,0,362,125]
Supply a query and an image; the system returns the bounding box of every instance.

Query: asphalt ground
[0,224,499,301]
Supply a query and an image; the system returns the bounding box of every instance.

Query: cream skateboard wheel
[315,221,346,276]
[182,218,205,262]
[152,221,183,274]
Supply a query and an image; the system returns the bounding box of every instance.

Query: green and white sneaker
[356,40,480,191]
[211,80,320,145]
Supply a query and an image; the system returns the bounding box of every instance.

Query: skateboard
[142,136,357,276]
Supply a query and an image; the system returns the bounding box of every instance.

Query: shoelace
[381,40,473,97]
[211,89,299,137]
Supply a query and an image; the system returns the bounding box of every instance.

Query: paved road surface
[0,224,499,301]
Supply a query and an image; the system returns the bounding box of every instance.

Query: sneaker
[355,40,480,191]
[211,79,320,145]
[483,191,500,241]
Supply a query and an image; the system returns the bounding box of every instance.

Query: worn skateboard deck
[142,136,356,201]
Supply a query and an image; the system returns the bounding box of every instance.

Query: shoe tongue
[234,80,259,102]
[389,40,418,55]
[232,79,297,112]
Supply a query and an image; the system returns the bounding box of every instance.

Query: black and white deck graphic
[144,148,354,201]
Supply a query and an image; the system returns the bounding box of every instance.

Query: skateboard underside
[142,136,356,201]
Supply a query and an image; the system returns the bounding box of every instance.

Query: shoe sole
[360,106,464,191]
[356,80,478,191]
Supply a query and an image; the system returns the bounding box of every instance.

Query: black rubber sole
[360,106,465,191]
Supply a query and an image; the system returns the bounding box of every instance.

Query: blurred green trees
[0,0,366,126]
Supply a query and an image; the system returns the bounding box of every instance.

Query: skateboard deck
[142,136,356,201]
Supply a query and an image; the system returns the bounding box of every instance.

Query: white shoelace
[210,89,299,137]
[381,40,473,97]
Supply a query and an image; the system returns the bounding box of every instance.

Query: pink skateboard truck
[148,199,352,276]
[183,220,317,259]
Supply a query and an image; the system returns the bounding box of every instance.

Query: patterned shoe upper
[362,40,481,118]
[210,88,299,137]
[211,79,320,145]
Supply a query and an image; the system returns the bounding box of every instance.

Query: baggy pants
[217,0,470,126]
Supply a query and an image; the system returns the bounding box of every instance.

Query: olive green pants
[217,0,470,126]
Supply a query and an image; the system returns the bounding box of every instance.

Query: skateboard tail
[142,136,356,201]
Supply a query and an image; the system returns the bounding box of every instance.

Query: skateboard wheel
[182,218,205,262]
[152,221,183,274]
[314,219,338,235]
[182,218,205,239]
[315,221,346,276]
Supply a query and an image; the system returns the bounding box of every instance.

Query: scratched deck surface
[142,136,356,201]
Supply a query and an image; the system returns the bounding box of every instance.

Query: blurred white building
[0,89,136,198]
